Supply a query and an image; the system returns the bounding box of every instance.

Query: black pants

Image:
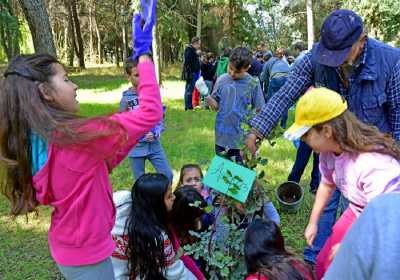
[184,76,196,110]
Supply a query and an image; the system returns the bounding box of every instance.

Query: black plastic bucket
[275,181,304,213]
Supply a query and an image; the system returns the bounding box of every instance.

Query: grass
[0,66,315,279]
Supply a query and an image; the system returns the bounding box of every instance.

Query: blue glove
[132,0,156,60]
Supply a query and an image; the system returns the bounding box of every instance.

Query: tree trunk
[122,16,128,64]
[88,0,94,63]
[66,3,77,67]
[18,0,57,56]
[95,22,102,63]
[159,33,164,70]
[228,0,234,45]
[63,25,68,60]
[93,0,103,63]
[115,43,120,67]
[70,0,85,68]
[196,0,202,38]
[306,0,314,50]
[153,22,161,84]
[271,12,277,50]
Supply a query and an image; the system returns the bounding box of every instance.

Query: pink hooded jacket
[32,61,162,266]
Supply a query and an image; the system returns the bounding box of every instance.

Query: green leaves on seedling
[223,175,229,184]
[233,175,243,182]
[204,205,213,214]
[189,201,203,208]
[258,170,265,179]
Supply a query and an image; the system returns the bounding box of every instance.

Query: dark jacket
[201,62,216,81]
[182,45,200,80]
[247,58,263,77]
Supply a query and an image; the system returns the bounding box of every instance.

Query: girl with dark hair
[244,219,314,280]
[111,174,198,280]
[169,186,209,280]
[0,2,160,279]
[170,186,208,236]
[284,87,400,279]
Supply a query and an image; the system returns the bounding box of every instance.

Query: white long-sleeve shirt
[111,191,196,280]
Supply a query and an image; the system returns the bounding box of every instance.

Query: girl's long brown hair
[0,54,125,216]
[315,110,400,160]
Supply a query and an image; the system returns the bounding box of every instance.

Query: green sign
[203,156,256,203]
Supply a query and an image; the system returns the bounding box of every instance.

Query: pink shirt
[32,62,162,266]
[320,151,400,215]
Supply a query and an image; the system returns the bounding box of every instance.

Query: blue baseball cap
[315,10,363,67]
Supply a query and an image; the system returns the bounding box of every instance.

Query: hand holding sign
[203,156,256,203]
[132,0,156,60]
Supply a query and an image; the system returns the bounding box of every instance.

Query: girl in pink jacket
[0,1,160,278]
[284,87,400,279]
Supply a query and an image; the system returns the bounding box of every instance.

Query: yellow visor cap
[284,87,348,141]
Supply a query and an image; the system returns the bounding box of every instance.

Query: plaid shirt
[249,39,400,140]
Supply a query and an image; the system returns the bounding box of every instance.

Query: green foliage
[344,0,400,44]
[0,0,21,60]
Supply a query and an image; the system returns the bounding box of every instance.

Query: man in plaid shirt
[246,9,400,266]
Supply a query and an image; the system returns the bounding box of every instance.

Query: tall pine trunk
[228,0,235,45]
[70,0,85,69]
[196,0,202,38]
[88,0,94,63]
[93,0,103,63]
[66,2,78,67]
[18,0,57,56]
[306,0,314,50]
[153,22,161,84]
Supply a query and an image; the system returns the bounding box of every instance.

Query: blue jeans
[267,76,288,128]
[264,201,280,225]
[129,142,173,183]
[288,141,320,191]
[184,74,197,110]
[303,189,349,264]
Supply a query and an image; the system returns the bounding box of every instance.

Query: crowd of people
[1,0,400,278]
